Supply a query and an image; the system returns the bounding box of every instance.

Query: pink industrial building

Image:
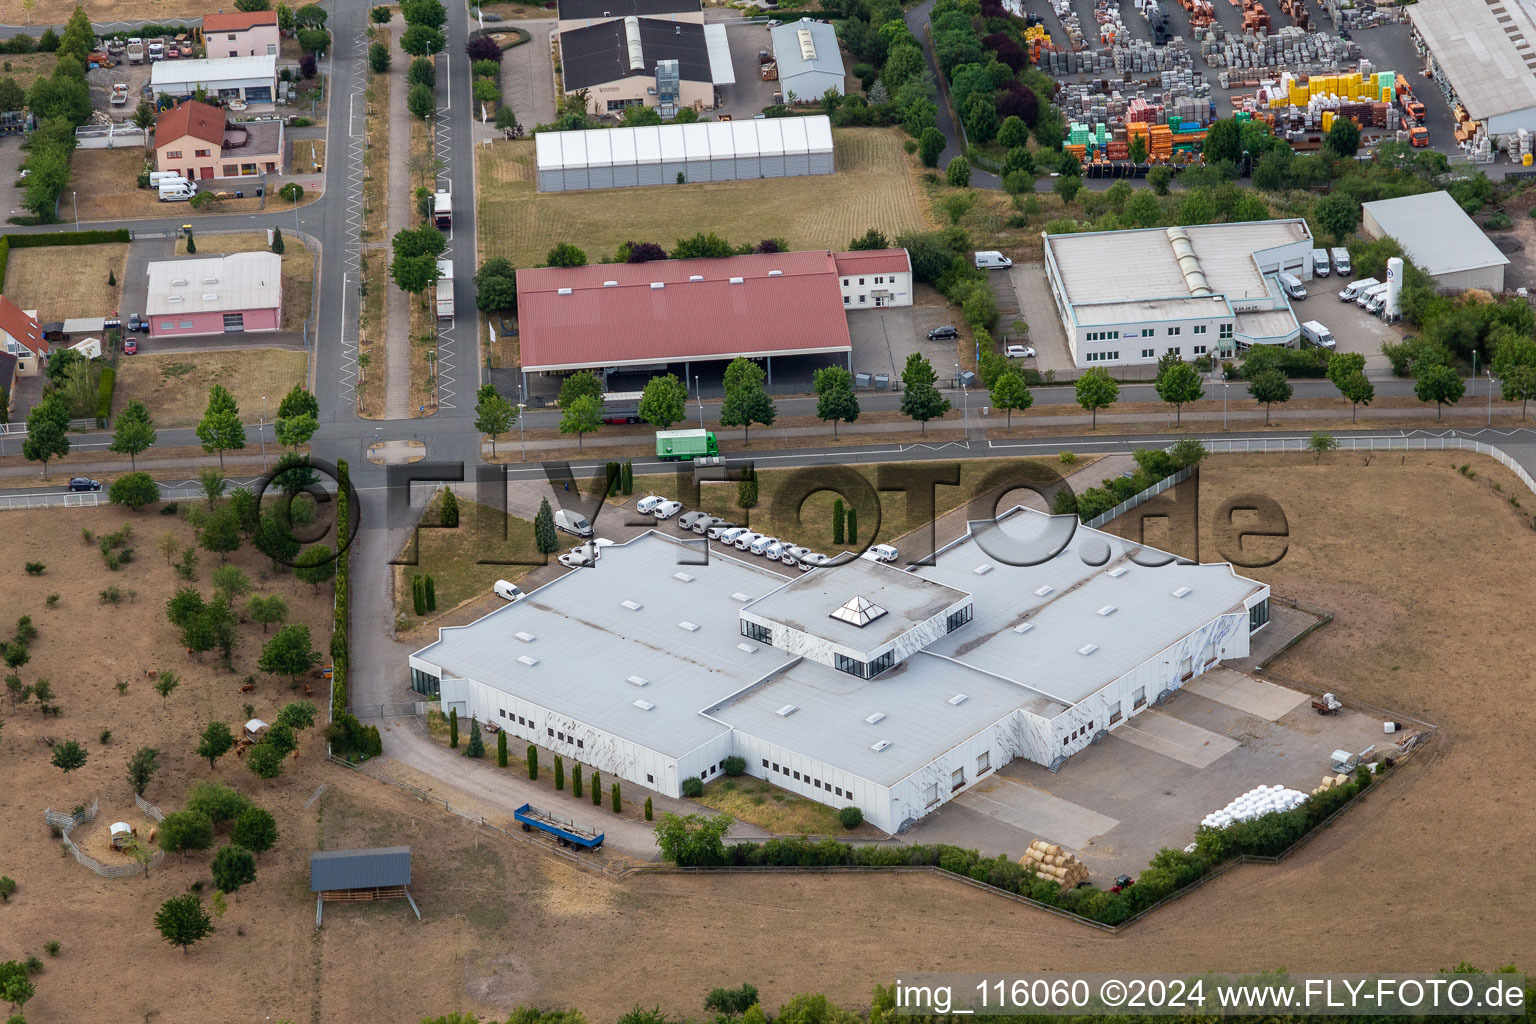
[146,251,282,338]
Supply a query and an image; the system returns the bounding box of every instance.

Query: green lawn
[393,495,544,621]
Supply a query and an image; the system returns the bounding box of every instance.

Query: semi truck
[435,259,454,320]
[600,391,643,424]
[433,189,452,230]
[656,428,720,463]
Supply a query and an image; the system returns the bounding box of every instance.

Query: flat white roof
[1363,190,1511,277]
[150,54,276,88]
[145,251,281,316]
[534,116,834,172]
[1235,307,1299,342]
[1409,0,1536,122]
[1074,295,1232,327]
[703,22,735,85]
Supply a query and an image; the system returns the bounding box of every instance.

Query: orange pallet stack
[1148,123,1174,161]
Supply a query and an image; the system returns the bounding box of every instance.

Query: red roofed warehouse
[201,11,280,57]
[515,249,911,390]
[154,99,283,181]
[0,294,47,378]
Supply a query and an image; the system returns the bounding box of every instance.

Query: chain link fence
[45,795,165,879]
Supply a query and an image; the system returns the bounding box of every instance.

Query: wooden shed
[310,846,419,927]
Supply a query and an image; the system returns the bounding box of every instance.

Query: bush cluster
[1073,441,1207,523]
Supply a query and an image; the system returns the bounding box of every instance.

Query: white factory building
[149,54,278,105]
[408,511,1269,833]
[770,19,846,103]
[1408,0,1536,137]
[1043,219,1316,368]
[1362,190,1509,293]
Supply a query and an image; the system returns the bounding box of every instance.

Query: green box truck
[655,429,720,462]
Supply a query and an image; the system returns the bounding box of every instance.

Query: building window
[409,667,440,695]
[166,150,182,159]
[951,767,965,791]
[923,781,939,805]
[859,277,865,285]
[1141,348,1155,358]
[1168,347,1181,357]
[647,774,655,783]
[1064,736,1070,747]
[576,739,584,749]
[793,771,801,781]
[222,164,238,176]
[178,321,194,329]
[1249,597,1270,632]
[977,750,991,774]
[1219,323,1234,339]
[557,731,565,741]
[842,278,848,286]
[499,709,506,718]
[762,758,769,768]
[869,650,895,677]
[1110,707,1122,724]
[875,276,883,284]
[946,605,972,633]
[1194,345,1207,355]
[834,653,865,678]
[741,620,773,644]
[843,296,849,304]
[1132,686,1146,709]
[858,294,866,303]
[1193,324,1207,335]
[772,762,779,772]
[814,779,821,788]
[222,313,245,332]
[1168,326,1181,336]
[1084,351,1120,363]
[194,148,211,157]
[227,32,237,38]
[836,786,845,797]
[548,727,554,737]
[1141,328,1154,337]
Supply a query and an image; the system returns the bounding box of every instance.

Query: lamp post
[696,374,703,430]
[72,191,77,226]
[517,384,527,461]
[260,394,268,467]
[1223,379,1229,431]
[1489,370,1497,426]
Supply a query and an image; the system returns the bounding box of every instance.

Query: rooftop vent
[202,276,218,285]
[729,276,744,284]
[627,675,648,686]
[730,592,751,602]
[689,274,704,281]
[678,620,700,632]
[830,594,888,628]
[557,287,573,295]
[1097,605,1117,616]
[202,294,218,302]
[650,282,664,290]
[776,704,798,717]
[736,642,758,653]
[974,564,994,575]
[621,600,642,611]
[768,270,783,277]
[603,280,618,287]
[167,295,183,302]
[633,699,655,711]
[1108,566,1128,577]
[1078,643,1098,656]
[171,278,188,286]
[1013,622,1034,634]
[1172,586,1191,598]
[624,15,644,71]
[870,739,891,752]
[796,26,817,61]
[518,654,539,666]
[947,693,969,706]
[515,631,536,643]
[673,572,695,582]
[865,711,886,724]
[1034,585,1054,597]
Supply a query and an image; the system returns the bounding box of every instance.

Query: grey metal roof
[560,18,713,91]
[770,20,845,78]
[911,508,1266,707]
[1408,0,1536,122]
[745,556,967,651]
[1362,191,1511,277]
[557,0,698,21]
[310,847,411,891]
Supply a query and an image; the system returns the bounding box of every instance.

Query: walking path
[384,12,413,420]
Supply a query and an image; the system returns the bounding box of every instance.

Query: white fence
[1084,465,1194,529]
[74,123,147,149]
[0,491,101,511]
[135,793,165,823]
[46,794,165,878]
[0,418,99,436]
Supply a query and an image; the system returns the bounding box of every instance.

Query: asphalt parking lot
[1291,283,1401,372]
[715,19,782,120]
[846,305,960,386]
[907,667,1387,878]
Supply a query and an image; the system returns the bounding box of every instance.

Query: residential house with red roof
[154,99,283,181]
[0,294,47,419]
[201,10,280,58]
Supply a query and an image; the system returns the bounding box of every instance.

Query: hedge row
[0,230,133,291]
[330,457,352,721]
[95,366,116,425]
[709,767,1375,927]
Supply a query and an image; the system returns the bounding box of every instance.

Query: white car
[692,516,724,534]
[796,552,830,571]
[706,521,739,540]
[494,580,525,602]
[653,500,684,520]
[734,531,764,551]
[716,526,750,545]
[862,544,899,563]
[1005,345,1036,359]
[558,549,597,568]
[752,537,783,558]
[635,494,665,515]
[679,510,712,530]
[781,545,811,564]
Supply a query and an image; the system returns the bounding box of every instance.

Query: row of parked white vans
[1337,277,1393,317]
[634,494,898,571]
[1310,246,1354,279]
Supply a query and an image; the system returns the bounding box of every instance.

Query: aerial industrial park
[0,0,1531,1019]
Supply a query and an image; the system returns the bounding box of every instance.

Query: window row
[541,723,585,749]
[761,758,849,798]
[945,605,973,633]
[741,620,773,644]
[1062,719,1097,747]
[1084,350,1120,362]
[833,650,894,678]
[840,276,891,286]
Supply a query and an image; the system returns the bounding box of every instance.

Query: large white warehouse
[1043,219,1316,368]
[409,511,1269,833]
[535,115,835,192]
[1408,0,1536,137]
[1361,190,1509,293]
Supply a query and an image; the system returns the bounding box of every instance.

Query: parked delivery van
[554,509,593,537]
[1338,278,1378,302]
[1300,321,1335,348]
[1277,273,1307,300]
[974,251,1012,269]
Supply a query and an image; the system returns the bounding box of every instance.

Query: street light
[72,191,77,227]
[696,375,703,430]
[516,382,527,461]
[1223,379,1229,431]
[1488,370,1497,426]
[260,395,268,467]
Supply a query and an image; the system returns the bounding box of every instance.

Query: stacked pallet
[1020,839,1090,888]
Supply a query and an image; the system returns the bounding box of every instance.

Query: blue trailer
[513,803,605,851]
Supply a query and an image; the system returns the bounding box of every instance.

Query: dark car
[128,313,149,333]
[927,325,959,340]
[121,338,138,355]
[68,477,102,492]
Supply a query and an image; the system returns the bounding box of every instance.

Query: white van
[1357,283,1389,310]
[158,180,196,201]
[1363,286,1392,316]
[553,509,593,537]
[1338,278,1378,302]
[749,535,781,556]
[1300,320,1335,348]
[974,250,1012,270]
[148,171,187,188]
[1277,273,1307,301]
[861,543,899,563]
[1331,247,1352,276]
[494,580,525,602]
[1311,249,1330,277]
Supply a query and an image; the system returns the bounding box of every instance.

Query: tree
[475,383,515,456]
[1415,362,1465,421]
[1326,352,1374,422]
[293,545,335,591]
[275,701,317,732]
[813,366,860,438]
[544,242,587,267]
[945,155,971,188]
[720,357,777,446]
[898,353,950,434]
[50,740,86,774]
[211,844,257,893]
[611,781,621,813]
[1324,115,1361,158]
[1500,363,1536,420]
[989,369,1033,427]
[1075,367,1120,428]
[407,54,436,89]
[253,514,299,569]
[200,506,243,561]
[1154,359,1204,425]
[0,963,32,1013]
[275,412,317,449]
[1054,175,1083,205]
[109,399,156,469]
[196,721,235,769]
[400,23,444,55]
[0,877,13,902]
[847,228,889,251]
[158,809,214,855]
[527,745,539,780]
[155,893,213,953]
[638,373,688,430]
[918,126,945,167]
[557,368,602,409]
[212,566,251,604]
[653,812,733,866]
[672,232,734,260]
[998,114,1028,149]
[475,258,518,313]
[246,741,285,782]
[258,624,319,685]
[1247,368,1293,425]
[154,670,180,705]
[231,806,278,854]
[126,745,159,795]
[559,395,601,453]
[22,393,69,478]
[1128,133,1148,165]
[1315,191,1360,244]
[245,594,288,633]
[109,472,160,510]
[553,753,563,789]
[1147,164,1173,195]
[465,33,503,61]
[497,729,508,767]
[368,40,391,72]
[1203,117,1243,164]
[406,80,435,119]
[534,498,559,555]
[196,386,245,468]
[464,716,485,758]
[1307,431,1339,462]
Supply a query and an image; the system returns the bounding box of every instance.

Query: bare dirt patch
[112,348,306,427]
[2,242,128,320]
[71,147,319,224]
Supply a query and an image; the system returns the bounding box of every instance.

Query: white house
[150,55,278,105]
[833,249,912,309]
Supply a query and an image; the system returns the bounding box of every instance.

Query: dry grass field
[0,50,59,89]
[71,148,320,224]
[476,127,932,267]
[174,231,314,333]
[1,242,127,320]
[112,349,306,426]
[391,497,543,625]
[292,139,325,175]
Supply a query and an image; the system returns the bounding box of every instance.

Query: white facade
[837,268,911,308]
[150,55,278,104]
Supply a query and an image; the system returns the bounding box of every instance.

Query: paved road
[905,0,1001,190]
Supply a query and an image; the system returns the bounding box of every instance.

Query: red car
[122,338,138,354]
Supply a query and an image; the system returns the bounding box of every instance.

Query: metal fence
[0,418,98,436]
[350,701,429,720]
[135,793,165,823]
[1083,465,1193,529]
[0,491,102,511]
[45,796,165,879]
[44,798,98,831]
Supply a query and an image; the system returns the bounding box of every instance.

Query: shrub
[1059,450,1076,464]
[527,744,538,779]
[611,781,621,813]
[837,806,863,829]
[43,941,59,956]
[448,706,459,748]
[0,876,14,901]
[644,796,653,821]
[681,776,703,797]
[722,755,746,776]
